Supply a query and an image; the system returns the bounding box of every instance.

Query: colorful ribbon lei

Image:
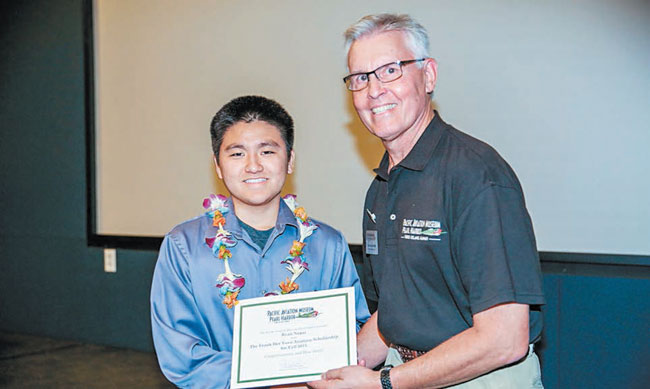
[203,194,318,308]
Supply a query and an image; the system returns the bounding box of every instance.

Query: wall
[536,260,649,388]
[1,1,648,388]
[0,0,155,352]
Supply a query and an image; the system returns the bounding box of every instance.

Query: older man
[312,14,545,389]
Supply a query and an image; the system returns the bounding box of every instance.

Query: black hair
[210,95,294,160]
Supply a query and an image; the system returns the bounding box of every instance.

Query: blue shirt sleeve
[327,232,371,332]
[151,234,232,388]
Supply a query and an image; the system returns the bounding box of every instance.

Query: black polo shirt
[362,111,545,351]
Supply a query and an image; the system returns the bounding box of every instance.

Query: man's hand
[308,366,380,389]
[357,312,389,369]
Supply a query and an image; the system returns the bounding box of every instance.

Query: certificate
[231,287,357,388]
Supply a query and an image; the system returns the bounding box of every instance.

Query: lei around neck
[203,194,318,308]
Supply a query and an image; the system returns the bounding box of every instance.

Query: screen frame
[82,0,650,272]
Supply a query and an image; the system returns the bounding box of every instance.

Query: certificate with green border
[230,287,357,388]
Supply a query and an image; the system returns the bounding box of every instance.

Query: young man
[150,96,370,388]
[311,14,545,389]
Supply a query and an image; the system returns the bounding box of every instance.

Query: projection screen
[92,0,650,255]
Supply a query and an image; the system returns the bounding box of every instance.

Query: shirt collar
[373,110,445,180]
[276,198,300,232]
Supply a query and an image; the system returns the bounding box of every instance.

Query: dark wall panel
[0,0,158,352]
[558,276,650,388]
[538,275,561,389]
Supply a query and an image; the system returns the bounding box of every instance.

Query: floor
[0,331,174,388]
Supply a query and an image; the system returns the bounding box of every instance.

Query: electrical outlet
[104,248,117,273]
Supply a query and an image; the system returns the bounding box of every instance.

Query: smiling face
[215,120,294,213]
[347,30,437,148]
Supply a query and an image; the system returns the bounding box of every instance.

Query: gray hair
[344,13,430,64]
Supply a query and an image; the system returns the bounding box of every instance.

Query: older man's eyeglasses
[343,59,426,91]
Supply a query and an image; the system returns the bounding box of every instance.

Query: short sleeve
[328,232,371,331]
[452,184,545,315]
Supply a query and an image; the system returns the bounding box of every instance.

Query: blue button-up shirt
[151,198,370,388]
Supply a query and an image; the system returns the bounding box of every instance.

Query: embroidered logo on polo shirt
[401,218,447,241]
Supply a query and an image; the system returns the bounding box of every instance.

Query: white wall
[95,0,650,254]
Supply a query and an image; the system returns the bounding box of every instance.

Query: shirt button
[389,214,396,220]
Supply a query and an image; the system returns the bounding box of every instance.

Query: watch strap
[380,365,393,389]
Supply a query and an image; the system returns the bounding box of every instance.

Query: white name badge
[365,230,378,255]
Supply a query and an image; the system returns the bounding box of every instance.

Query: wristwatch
[380,365,393,389]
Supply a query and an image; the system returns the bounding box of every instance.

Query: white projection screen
[92,0,650,255]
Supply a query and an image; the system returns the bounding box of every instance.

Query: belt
[390,343,535,364]
[390,343,428,362]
